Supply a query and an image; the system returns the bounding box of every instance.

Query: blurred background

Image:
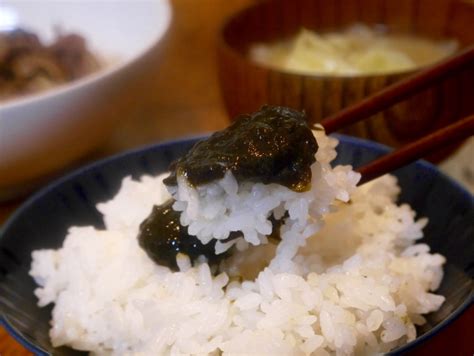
[0,0,251,213]
[0,0,472,354]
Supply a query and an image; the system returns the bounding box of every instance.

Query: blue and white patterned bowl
[0,135,472,355]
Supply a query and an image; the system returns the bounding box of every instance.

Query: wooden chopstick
[356,114,474,185]
[321,46,474,134]
[313,45,474,184]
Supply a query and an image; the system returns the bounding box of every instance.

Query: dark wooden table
[0,1,472,354]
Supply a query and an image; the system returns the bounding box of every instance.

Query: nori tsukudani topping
[138,199,229,271]
[164,106,318,192]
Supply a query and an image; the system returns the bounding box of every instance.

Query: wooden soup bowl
[217,0,474,152]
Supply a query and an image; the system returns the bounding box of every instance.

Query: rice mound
[30,132,445,355]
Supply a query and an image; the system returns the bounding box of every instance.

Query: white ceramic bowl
[0,0,172,200]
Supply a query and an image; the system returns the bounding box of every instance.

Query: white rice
[30,131,445,355]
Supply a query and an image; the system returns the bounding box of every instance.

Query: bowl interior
[0,135,472,355]
[1,0,169,64]
[222,0,474,57]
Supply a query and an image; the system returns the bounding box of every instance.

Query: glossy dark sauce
[164,106,318,192]
[138,200,229,271]
[138,202,285,271]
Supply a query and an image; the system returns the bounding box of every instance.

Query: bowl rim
[0,133,472,355]
[218,0,465,80]
[0,0,172,111]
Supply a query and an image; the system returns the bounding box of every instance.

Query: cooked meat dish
[0,28,100,100]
